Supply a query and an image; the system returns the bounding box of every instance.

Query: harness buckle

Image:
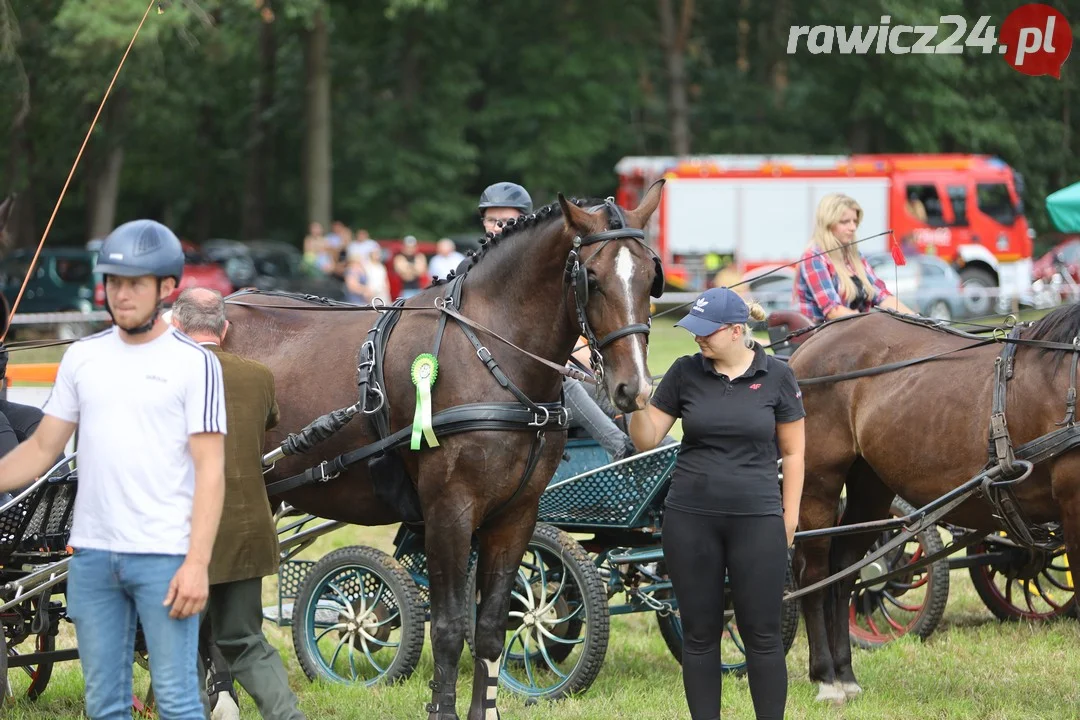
[315,461,339,483]
[529,406,551,427]
[476,346,493,364]
[361,384,385,414]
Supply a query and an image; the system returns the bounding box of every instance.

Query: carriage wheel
[291,545,425,687]
[0,627,9,702]
[7,629,56,700]
[487,523,610,701]
[966,535,1077,621]
[848,498,951,649]
[654,558,800,674]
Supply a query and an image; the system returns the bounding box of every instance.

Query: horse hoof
[841,681,863,698]
[815,682,846,704]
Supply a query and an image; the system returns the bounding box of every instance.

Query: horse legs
[824,461,895,699]
[466,508,538,720]
[1051,457,1080,618]
[793,468,847,704]
[424,512,476,720]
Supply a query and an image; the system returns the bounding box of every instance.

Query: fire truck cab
[615,154,1033,305]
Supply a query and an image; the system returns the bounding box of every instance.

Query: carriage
[260,436,803,703]
[243,297,1080,711]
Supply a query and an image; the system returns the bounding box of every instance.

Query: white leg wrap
[482,656,501,720]
[841,681,863,697]
[815,681,846,704]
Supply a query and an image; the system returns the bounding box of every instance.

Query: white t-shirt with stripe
[44,325,226,555]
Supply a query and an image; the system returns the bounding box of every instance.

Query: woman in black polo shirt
[629,286,805,720]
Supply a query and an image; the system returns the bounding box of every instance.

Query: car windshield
[252,251,299,278]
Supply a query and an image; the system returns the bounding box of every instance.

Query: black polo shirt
[651,343,805,517]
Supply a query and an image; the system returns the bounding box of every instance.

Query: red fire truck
[615,154,1034,299]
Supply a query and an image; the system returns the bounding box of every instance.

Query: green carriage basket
[537,443,680,530]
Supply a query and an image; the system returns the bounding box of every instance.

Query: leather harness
[237,202,661,526]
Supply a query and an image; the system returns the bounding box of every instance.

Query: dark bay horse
[222,183,665,719]
[787,306,1080,704]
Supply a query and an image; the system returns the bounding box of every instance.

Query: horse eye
[586,274,599,293]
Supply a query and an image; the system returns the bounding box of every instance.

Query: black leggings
[662,507,788,720]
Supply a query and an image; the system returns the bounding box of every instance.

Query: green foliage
[0,0,1077,249]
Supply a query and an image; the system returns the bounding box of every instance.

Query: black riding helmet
[478,182,533,214]
[96,219,185,334]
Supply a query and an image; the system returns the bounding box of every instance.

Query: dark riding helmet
[95,219,185,282]
[478,182,533,214]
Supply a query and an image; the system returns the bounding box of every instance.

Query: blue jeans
[68,549,206,720]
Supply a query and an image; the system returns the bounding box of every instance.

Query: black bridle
[564,199,664,384]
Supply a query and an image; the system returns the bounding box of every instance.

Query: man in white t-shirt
[427,238,465,282]
[0,219,226,719]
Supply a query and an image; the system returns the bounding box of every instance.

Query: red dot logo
[999,4,1072,78]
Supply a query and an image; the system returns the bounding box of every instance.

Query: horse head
[558,179,664,413]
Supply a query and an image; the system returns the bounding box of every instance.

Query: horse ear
[625,179,665,228]
[0,194,15,235]
[558,193,601,235]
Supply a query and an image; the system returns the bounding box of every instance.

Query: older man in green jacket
[172,287,305,720]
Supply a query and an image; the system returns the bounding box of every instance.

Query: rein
[792,309,1080,387]
[225,288,597,385]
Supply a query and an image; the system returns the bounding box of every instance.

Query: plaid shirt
[794,249,891,323]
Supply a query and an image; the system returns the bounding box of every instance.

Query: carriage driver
[467,182,637,462]
[0,219,226,720]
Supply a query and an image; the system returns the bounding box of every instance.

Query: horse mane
[429,196,613,287]
[1023,302,1080,353]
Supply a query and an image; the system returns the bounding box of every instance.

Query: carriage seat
[766,311,815,358]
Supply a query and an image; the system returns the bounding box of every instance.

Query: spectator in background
[302,222,335,275]
[346,228,372,261]
[343,246,374,305]
[428,238,465,282]
[327,222,351,280]
[393,236,427,299]
[359,240,390,304]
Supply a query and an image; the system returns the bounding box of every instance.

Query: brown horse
[787,306,1080,704]
[222,184,665,720]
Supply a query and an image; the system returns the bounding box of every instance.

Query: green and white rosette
[410,353,440,450]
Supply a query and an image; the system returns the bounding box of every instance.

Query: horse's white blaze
[483,656,501,719]
[614,246,649,385]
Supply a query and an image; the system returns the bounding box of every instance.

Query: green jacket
[206,344,281,586]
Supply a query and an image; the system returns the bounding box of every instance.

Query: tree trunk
[303,3,331,229]
[658,0,694,156]
[5,62,32,252]
[193,103,216,243]
[769,0,789,107]
[86,88,128,242]
[241,0,277,241]
[736,0,750,74]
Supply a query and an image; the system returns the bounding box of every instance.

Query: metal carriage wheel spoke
[316,569,401,680]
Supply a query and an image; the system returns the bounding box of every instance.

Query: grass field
[5,309,1080,719]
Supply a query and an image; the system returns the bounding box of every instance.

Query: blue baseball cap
[675,287,749,337]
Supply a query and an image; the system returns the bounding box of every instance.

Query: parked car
[201,238,259,289]
[166,241,235,304]
[1031,235,1080,306]
[246,240,346,299]
[86,238,234,306]
[736,252,969,322]
[1033,235,1080,283]
[0,247,103,338]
